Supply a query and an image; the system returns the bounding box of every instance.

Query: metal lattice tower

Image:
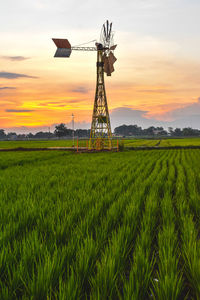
[52,20,117,150]
[90,47,112,149]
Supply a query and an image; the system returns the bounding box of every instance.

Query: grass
[0,139,75,149]
[2,137,200,149]
[0,149,199,299]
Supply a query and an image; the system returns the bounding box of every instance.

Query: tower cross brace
[90,47,112,149]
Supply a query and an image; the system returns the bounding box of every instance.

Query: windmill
[52,20,117,149]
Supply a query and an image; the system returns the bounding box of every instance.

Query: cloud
[3,122,91,134]
[66,99,86,103]
[0,86,16,90]
[2,125,51,134]
[1,56,30,61]
[0,100,17,106]
[111,102,200,130]
[138,88,172,94]
[38,101,62,106]
[57,121,90,130]
[5,109,35,112]
[38,99,86,107]
[109,106,186,129]
[0,71,38,79]
[159,97,200,120]
[110,107,152,129]
[71,86,89,94]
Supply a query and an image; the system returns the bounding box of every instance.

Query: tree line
[0,124,90,140]
[1,123,200,140]
[114,125,200,136]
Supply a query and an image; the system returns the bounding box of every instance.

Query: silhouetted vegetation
[1,123,200,140]
[0,129,6,139]
[114,124,200,137]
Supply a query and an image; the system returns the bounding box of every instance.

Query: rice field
[159,138,200,147]
[0,149,200,299]
[0,140,75,149]
[1,137,200,149]
[123,137,200,148]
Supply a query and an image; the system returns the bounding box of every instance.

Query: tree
[27,133,34,139]
[143,126,156,136]
[168,127,174,136]
[34,131,54,139]
[0,129,6,139]
[114,124,142,136]
[75,129,90,137]
[7,132,17,140]
[158,129,168,136]
[182,127,200,136]
[54,123,72,137]
[173,128,182,136]
[17,134,26,140]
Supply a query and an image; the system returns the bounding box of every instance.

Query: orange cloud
[1,41,200,130]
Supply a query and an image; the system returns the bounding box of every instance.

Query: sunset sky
[1,0,200,132]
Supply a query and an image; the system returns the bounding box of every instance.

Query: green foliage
[118,140,125,151]
[0,149,199,299]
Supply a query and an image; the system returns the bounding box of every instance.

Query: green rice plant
[182,150,200,225]
[181,216,200,299]
[61,151,166,299]
[151,204,183,300]
[0,149,200,298]
[117,153,170,299]
[174,151,200,299]
[90,226,133,299]
[151,152,183,300]
[56,152,161,298]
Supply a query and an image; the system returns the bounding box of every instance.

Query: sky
[1,0,200,133]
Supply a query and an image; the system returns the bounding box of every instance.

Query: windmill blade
[108,22,112,39]
[108,52,117,65]
[110,44,117,51]
[103,55,114,76]
[108,57,114,73]
[106,20,109,40]
[100,20,114,47]
[104,59,111,76]
[103,24,107,39]
[103,56,109,74]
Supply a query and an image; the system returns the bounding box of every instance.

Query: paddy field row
[0,150,199,299]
